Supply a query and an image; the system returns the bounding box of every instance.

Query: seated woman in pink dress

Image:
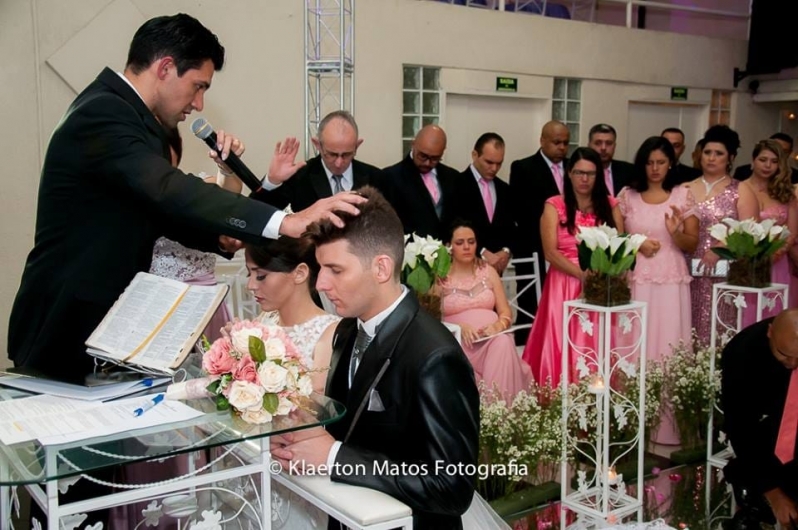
[619,136,698,445]
[739,140,798,322]
[438,221,533,402]
[521,147,624,387]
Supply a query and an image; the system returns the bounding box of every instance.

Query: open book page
[86,273,188,360]
[132,285,228,372]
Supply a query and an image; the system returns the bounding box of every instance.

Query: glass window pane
[422,68,440,90]
[403,91,420,114]
[568,144,578,157]
[553,78,566,99]
[422,116,439,126]
[567,122,580,142]
[552,101,565,121]
[567,79,581,100]
[720,91,731,109]
[720,110,731,125]
[403,66,420,90]
[422,92,440,115]
[403,116,420,138]
[403,139,413,156]
[567,101,581,122]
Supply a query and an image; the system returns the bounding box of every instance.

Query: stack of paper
[0,376,169,401]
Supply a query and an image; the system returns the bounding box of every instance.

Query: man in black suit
[383,125,458,240]
[509,120,569,344]
[662,127,702,185]
[271,187,479,530]
[452,133,516,275]
[733,132,798,184]
[722,310,798,529]
[588,123,634,196]
[7,14,362,383]
[259,110,387,212]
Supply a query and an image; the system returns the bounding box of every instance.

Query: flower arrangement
[709,217,791,287]
[202,320,314,424]
[401,233,451,318]
[478,383,563,500]
[576,225,646,306]
[664,337,722,449]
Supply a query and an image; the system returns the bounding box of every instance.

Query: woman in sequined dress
[685,125,758,346]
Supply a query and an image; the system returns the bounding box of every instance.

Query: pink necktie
[604,167,614,197]
[776,370,798,464]
[551,164,563,194]
[480,178,494,222]
[422,172,439,204]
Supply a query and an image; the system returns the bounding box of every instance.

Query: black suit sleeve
[78,94,278,243]
[331,347,479,518]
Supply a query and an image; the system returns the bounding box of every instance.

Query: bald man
[723,310,798,528]
[383,125,459,240]
[508,121,570,343]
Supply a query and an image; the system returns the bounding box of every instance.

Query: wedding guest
[618,136,698,445]
[437,221,533,402]
[685,125,757,346]
[521,148,624,387]
[661,127,702,185]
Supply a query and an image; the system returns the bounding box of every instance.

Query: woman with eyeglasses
[521,147,624,387]
[618,136,699,445]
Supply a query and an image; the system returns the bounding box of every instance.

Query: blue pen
[132,393,165,417]
[139,378,154,388]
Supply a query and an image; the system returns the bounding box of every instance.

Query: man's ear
[155,57,175,80]
[356,138,364,149]
[311,137,321,152]
[373,255,395,284]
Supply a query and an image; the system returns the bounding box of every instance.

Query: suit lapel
[326,319,356,402]
[462,171,491,225]
[404,157,438,215]
[309,157,334,200]
[352,160,368,190]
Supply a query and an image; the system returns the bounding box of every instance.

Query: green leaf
[249,336,266,363]
[577,242,592,271]
[608,254,635,276]
[406,265,433,294]
[206,379,221,395]
[433,245,451,278]
[711,247,736,260]
[215,394,230,411]
[763,239,786,258]
[263,393,279,414]
[590,248,611,273]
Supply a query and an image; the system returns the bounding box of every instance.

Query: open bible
[86,272,229,375]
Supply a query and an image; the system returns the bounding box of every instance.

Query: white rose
[577,228,599,250]
[284,363,300,389]
[240,406,273,424]
[276,396,295,416]
[227,381,265,411]
[258,362,289,393]
[296,374,314,397]
[231,328,263,356]
[263,338,286,362]
[709,223,728,245]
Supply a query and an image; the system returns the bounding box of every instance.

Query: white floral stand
[705,282,789,520]
[560,300,648,529]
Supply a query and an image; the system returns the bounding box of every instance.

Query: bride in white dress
[244,237,339,528]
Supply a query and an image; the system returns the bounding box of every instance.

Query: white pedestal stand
[561,300,648,529]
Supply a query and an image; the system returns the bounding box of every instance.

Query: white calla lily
[709,223,728,245]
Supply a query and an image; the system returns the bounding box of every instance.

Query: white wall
[0,0,784,366]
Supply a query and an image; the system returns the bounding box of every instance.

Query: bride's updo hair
[245,237,319,289]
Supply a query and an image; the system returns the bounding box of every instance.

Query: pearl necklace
[701,175,728,195]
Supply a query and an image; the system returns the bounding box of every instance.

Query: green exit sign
[496,77,518,93]
[671,87,688,101]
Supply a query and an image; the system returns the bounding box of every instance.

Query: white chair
[272,473,413,530]
[501,252,543,332]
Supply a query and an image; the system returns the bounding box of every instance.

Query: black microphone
[190,117,264,194]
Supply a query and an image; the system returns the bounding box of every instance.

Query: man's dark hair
[589,123,617,141]
[306,187,405,278]
[661,127,685,139]
[770,132,794,150]
[126,14,225,75]
[631,136,677,192]
[473,132,505,155]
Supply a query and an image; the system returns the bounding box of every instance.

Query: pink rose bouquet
[202,319,313,424]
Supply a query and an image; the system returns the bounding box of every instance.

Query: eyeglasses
[320,146,356,162]
[572,170,597,178]
[416,151,443,164]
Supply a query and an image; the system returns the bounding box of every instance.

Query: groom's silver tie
[348,325,372,388]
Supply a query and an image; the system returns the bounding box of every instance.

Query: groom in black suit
[7,14,362,383]
[271,187,479,530]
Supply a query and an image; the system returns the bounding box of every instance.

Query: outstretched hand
[279,192,367,238]
[664,204,684,236]
[267,137,307,185]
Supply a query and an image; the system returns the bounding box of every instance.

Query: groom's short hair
[306,186,404,279]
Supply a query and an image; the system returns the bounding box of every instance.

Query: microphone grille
[191,118,213,140]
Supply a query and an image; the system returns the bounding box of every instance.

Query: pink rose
[232,355,259,384]
[203,338,236,375]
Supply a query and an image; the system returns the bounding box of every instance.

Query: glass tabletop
[0,390,345,486]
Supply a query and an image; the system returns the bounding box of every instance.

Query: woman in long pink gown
[439,222,533,402]
[739,139,798,325]
[521,147,624,388]
[618,136,699,445]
